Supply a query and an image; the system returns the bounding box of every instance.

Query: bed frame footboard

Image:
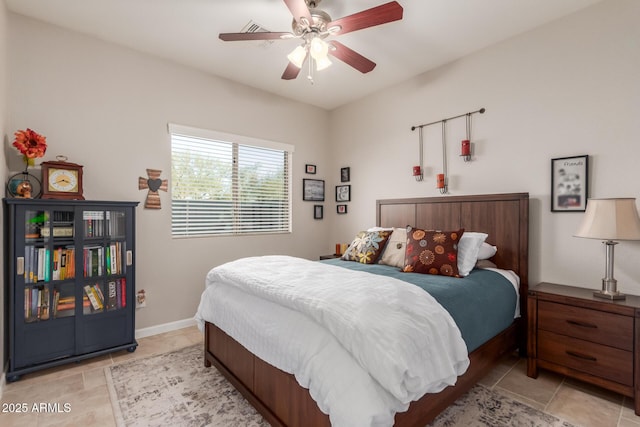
[204,320,519,427]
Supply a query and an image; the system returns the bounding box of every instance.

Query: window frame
[168,123,294,238]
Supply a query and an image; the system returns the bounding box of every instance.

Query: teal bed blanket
[320,258,518,352]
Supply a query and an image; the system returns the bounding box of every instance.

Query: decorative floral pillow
[341,230,391,264]
[378,227,407,268]
[403,226,464,277]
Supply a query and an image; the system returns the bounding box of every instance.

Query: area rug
[106,344,575,427]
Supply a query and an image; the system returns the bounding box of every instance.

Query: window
[169,124,293,237]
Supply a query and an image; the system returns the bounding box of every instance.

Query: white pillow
[378,227,407,268]
[477,242,497,260]
[457,232,488,277]
[475,259,497,269]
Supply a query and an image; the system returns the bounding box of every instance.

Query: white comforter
[195,255,470,427]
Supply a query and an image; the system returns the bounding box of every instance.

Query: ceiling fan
[219,0,404,81]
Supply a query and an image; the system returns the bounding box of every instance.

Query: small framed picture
[314,205,323,219]
[337,204,347,214]
[551,155,589,212]
[303,179,325,201]
[335,184,350,202]
[305,164,316,174]
[340,167,350,182]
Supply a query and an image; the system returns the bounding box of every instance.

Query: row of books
[24,246,76,283]
[83,211,126,238]
[83,242,125,278]
[51,290,90,319]
[25,279,127,321]
[24,286,50,322]
[25,211,74,239]
[84,279,127,313]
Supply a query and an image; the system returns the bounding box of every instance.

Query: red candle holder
[413,165,423,181]
[461,140,471,162]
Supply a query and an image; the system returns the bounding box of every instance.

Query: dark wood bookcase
[3,198,138,381]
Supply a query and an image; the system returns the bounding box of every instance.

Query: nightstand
[527,282,640,415]
[319,254,340,260]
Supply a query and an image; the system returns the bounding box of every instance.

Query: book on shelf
[40,226,74,237]
[107,281,118,310]
[121,278,126,308]
[83,284,104,311]
[110,243,117,275]
[37,248,44,282]
[52,290,81,317]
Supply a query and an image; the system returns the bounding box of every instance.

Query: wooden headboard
[376,192,529,320]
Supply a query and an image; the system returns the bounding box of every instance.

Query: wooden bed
[203,192,529,426]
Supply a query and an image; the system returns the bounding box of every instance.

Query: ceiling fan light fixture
[287,45,307,68]
[314,55,332,71]
[310,37,329,59]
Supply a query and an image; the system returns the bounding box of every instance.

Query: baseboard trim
[135,317,197,339]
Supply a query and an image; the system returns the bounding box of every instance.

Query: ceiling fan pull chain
[307,55,315,84]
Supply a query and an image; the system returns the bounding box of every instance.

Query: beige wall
[2,0,639,353]
[327,0,640,293]
[5,13,331,331]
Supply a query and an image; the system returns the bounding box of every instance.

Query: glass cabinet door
[81,209,128,316]
[22,208,76,322]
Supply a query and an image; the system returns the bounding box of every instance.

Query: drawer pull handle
[566,320,597,329]
[566,350,597,362]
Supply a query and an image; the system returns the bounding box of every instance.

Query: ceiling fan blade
[328,41,376,74]
[219,32,292,41]
[328,1,403,36]
[282,62,303,80]
[283,0,313,26]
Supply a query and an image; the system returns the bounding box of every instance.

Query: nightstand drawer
[538,301,633,351]
[538,330,633,386]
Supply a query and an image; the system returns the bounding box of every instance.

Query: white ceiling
[5,0,604,110]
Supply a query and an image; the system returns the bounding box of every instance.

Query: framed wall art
[314,205,323,219]
[303,179,325,201]
[341,167,350,182]
[337,204,347,214]
[335,184,350,202]
[551,154,588,212]
[305,164,316,174]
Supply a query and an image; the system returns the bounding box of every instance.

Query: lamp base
[593,290,626,300]
[594,277,626,300]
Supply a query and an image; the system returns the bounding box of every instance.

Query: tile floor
[0,325,638,427]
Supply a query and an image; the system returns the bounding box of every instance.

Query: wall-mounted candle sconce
[411,107,485,193]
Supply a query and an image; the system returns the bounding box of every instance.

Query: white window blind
[169,124,293,237]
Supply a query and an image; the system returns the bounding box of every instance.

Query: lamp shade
[309,37,329,61]
[574,198,640,240]
[314,55,332,71]
[287,46,307,68]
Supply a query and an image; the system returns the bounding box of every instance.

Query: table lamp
[574,198,640,300]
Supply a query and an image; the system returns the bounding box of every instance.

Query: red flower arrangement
[13,128,47,167]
